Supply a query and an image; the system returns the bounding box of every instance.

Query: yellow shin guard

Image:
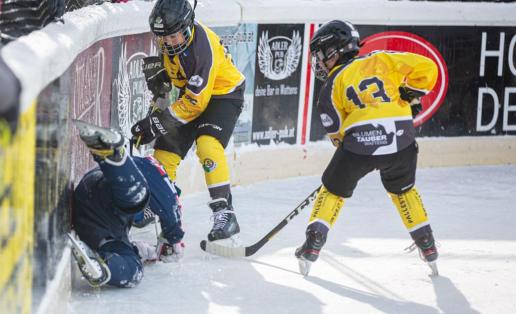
[309,186,345,227]
[390,187,429,231]
[153,149,182,181]
[196,135,230,190]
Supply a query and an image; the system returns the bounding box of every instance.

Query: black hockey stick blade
[200,185,322,258]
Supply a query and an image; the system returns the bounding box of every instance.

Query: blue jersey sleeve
[133,157,184,244]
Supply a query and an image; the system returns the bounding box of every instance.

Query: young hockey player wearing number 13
[295,20,440,276]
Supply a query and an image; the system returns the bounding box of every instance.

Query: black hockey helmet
[149,0,196,56]
[310,20,360,80]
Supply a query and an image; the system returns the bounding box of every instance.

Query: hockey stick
[200,185,322,258]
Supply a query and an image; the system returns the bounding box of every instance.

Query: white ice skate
[297,256,313,277]
[68,233,111,287]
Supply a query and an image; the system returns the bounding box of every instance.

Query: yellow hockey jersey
[317,51,438,155]
[161,22,245,124]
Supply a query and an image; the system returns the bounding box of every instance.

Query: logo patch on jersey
[188,75,204,87]
[202,158,217,173]
[360,31,448,127]
[257,30,302,80]
[344,123,396,155]
[320,113,334,127]
[185,94,198,105]
[351,126,394,146]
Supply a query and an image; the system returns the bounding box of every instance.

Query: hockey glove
[142,56,172,99]
[130,108,180,145]
[132,240,158,263]
[158,241,185,263]
[410,101,423,118]
[399,86,425,118]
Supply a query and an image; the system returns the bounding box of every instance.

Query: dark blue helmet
[310,20,360,80]
[149,0,195,56]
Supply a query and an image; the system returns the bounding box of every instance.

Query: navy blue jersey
[73,156,183,250]
[133,156,184,244]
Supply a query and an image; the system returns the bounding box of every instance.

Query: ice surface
[69,165,516,314]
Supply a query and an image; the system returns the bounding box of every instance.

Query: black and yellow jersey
[161,21,245,124]
[317,51,438,155]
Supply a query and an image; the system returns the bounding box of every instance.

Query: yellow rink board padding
[0,102,36,314]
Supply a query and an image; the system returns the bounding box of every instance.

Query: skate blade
[210,234,242,248]
[73,119,121,144]
[428,261,439,277]
[67,233,103,279]
[297,257,312,277]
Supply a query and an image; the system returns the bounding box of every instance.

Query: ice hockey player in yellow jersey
[131,0,244,243]
[295,20,440,276]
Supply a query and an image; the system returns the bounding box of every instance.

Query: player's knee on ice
[97,241,143,288]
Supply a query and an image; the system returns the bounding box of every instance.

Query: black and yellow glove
[130,108,180,145]
[142,56,172,99]
[399,86,425,118]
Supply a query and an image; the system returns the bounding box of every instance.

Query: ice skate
[67,233,111,287]
[132,207,156,228]
[73,119,125,160]
[295,221,328,276]
[207,197,240,243]
[406,232,439,276]
[416,232,439,276]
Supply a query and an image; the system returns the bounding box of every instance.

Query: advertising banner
[252,24,305,145]
[70,39,114,176]
[214,24,258,146]
[111,33,157,140]
[309,25,516,141]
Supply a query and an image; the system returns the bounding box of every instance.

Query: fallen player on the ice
[70,120,185,288]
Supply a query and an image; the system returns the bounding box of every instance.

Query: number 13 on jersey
[346,77,391,108]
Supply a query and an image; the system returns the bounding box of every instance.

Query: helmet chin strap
[193,0,197,10]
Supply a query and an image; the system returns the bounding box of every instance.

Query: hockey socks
[196,135,231,198]
[296,186,343,276]
[309,185,344,227]
[153,149,181,181]
[391,188,439,275]
[389,187,429,232]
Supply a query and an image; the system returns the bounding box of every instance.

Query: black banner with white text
[252,24,305,145]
